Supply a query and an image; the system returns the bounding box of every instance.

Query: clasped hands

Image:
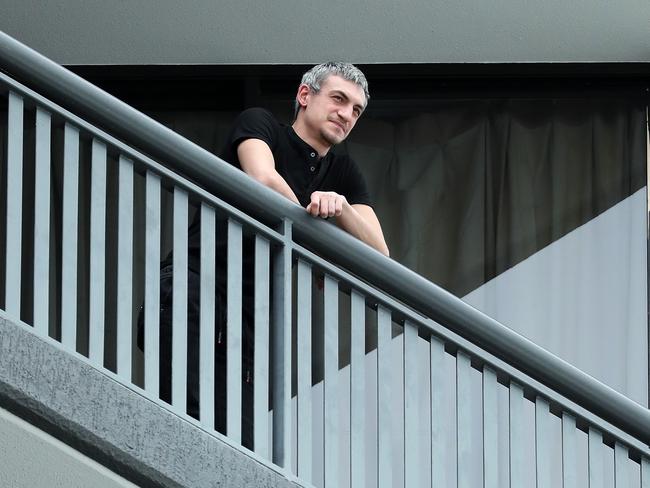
[305,191,347,218]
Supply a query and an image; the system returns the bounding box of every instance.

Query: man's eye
[332,95,342,102]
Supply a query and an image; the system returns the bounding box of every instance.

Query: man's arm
[306,191,390,256]
[237,138,300,205]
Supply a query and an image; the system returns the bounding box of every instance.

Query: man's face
[298,75,367,147]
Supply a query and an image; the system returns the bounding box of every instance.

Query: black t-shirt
[178,107,372,275]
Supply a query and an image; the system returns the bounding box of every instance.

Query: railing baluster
[483,366,499,488]
[143,170,160,393]
[642,457,650,488]
[509,382,525,488]
[171,187,188,413]
[61,123,79,348]
[404,320,419,488]
[297,259,312,479]
[324,274,339,488]
[614,442,628,487]
[535,397,552,488]
[272,219,292,467]
[5,92,23,320]
[350,289,365,488]
[430,335,447,488]
[88,139,107,363]
[457,351,472,488]
[254,235,270,458]
[588,428,603,488]
[561,413,577,488]
[33,107,51,334]
[227,218,243,443]
[116,155,133,380]
[377,305,393,488]
[199,203,216,429]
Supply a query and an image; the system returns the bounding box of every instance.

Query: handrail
[1,29,649,445]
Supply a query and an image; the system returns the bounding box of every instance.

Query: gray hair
[294,62,369,118]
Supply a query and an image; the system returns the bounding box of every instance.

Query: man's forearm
[337,202,390,256]
[250,170,300,205]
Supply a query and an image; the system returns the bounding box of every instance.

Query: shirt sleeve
[220,108,278,167]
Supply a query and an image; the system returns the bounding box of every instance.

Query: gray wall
[1,0,649,65]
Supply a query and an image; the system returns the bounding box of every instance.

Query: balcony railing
[1,30,650,488]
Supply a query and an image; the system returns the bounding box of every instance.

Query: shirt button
[310,166,315,172]
[310,152,316,158]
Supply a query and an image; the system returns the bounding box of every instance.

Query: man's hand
[306,191,390,256]
[306,191,346,218]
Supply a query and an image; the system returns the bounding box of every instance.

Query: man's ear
[296,84,310,109]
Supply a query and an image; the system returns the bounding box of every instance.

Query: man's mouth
[329,120,346,132]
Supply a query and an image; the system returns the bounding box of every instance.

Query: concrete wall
[1,0,649,65]
[0,407,137,488]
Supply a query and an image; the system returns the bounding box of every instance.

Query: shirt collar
[287,126,333,164]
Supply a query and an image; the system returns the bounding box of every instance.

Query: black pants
[138,265,254,449]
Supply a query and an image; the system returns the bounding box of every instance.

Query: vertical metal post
[323,274,339,488]
[350,289,365,488]
[5,92,23,320]
[613,442,628,488]
[457,350,472,488]
[483,366,499,488]
[199,203,216,430]
[377,305,393,488]
[116,156,133,380]
[509,382,525,488]
[272,219,292,468]
[172,187,188,413]
[88,139,107,364]
[588,428,603,488]
[227,218,243,443]
[61,123,79,349]
[430,335,447,488]
[642,457,650,488]
[535,397,551,488]
[254,235,270,458]
[144,171,161,394]
[404,320,419,488]
[297,259,312,480]
[33,107,51,334]
[561,413,577,488]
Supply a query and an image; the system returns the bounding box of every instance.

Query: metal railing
[1,30,650,488]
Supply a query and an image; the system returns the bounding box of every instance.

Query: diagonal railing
[1,30,650,488]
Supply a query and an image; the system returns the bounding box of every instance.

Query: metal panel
[483,366,499,488]
[642,457,650,488]
[457,350,472,488]
[403,320,419,488]
[509,382,525,488]
[350,289,365,488]
[535,397,552,488]
[143,171,160,394]
[199,203,216,430]
[116,156,133,380]
[61,123,79,349]
[614,442,628,487]
[172,187,188,413]
[33,107,51,334]
[430,335,447,488]
[272,219,292,467]
[5,92,23,320]
[227,218,243,443]
[561,413,577,488]
[588,428,603,488]
[296,259,312,480]
[254,235,270,458]
[88,139,107,364]
[324,274,339,488]
[377,305,393,488]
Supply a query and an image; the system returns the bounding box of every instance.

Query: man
[222,61,389,255]
[140,62,387,450]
